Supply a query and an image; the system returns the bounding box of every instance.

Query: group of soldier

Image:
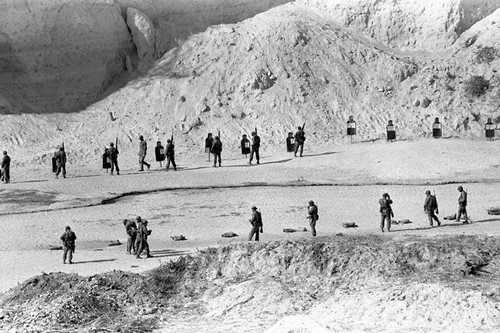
[122,216,153,259]
[379,186,470,232]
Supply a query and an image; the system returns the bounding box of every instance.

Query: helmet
[425,190,431,195]
[308,200,314,205]
[382,193,389,197]
[457,186,463,191]
[251,206,257,210]
[136,216,142,221]
[110,142,114,147]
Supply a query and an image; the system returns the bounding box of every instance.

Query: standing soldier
[165,139,177,171]
[1,151,11,183]
[123,219,137,254]
[60,226,77,264]
[424,190,440,227]
[294,126,305,157]
[249,131,261,165]
[307,200,319,236]
[456,186,469,223]
[211,136,222,167]
[108,142,120,175]
[138,135,151,171]
[135,217,153,259]
[248,206,263,241]
[54,146,67,179]
[379,193,393,232]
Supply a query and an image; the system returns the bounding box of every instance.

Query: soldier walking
[138,135,151,171]
[123,219,137,254]
[294,126,305,157]
[379,193,393,232]
[211,136,222,167]
[456,186,469,223]
[108,142,120,175]
[135,217,153,258]
[424,190,440,227]
[249,131,261,165]
[1,151,11,183]
[307,200,319,236]
[248,206,263,241]
[165,139,177,171]
[54,146,67,179]
[60,226,77,264]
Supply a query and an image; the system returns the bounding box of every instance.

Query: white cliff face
[297,0,500,52]
[126,7,160,70]
[0,0,132,113]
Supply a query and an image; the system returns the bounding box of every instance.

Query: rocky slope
[0,1,499,168]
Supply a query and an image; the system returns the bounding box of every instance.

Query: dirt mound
[2,235,500,332]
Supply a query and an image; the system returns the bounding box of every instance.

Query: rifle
[62,141,65,151]
[171,129,174,144]
[255,125,258,135]
[302,122,306,131]
[115,136,118,150]
[218,128,221,140]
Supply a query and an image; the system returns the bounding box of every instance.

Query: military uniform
[248,207,263,241]
[307,201,319,236]
[136,219,152,258]
[108,144,120,175]
[138,136,151,171]
[60,227,77,264]
[123,219,137,254]
[54,148,66,178]
[211,137,222,167]
[166,140,177,171]
[456,186,468,222]
[249,132,260,165]
[1,152,10,183]
[379,193,393,232]
[294,128,305,157]
[424,191,440,227]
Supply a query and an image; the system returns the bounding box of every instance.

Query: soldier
[54,146,67,179]
[379,193,393,232]
[138,135,151,171]
[307,200,319,236]
[294,126,305,157]
[108,142,120,175]
[249,131,261,165]
[136,217,153,259]
[1,151,10,184]
[456,186,469,223]
[248,206,263,241]
[60,226,77,264]
[211,136,222,167]
[123,219,137,254]
[165,139,177,171]
[424,190,440,227]
[205,133,214,161]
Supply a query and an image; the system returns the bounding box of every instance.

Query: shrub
[475,46,498,64]
[464,75,490,97]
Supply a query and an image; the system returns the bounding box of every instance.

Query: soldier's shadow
[72,258,116,264]
[149,249,190,258]
[297,151,338,158]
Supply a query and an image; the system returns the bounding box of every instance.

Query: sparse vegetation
[475,46,498,64]
[464,75,490,97]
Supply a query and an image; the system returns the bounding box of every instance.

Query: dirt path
[0,139,499,293]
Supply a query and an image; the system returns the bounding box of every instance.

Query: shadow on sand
[72,258,117,264]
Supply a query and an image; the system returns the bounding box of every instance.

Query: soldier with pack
[307,200,319,236]
[211,136,222,167]
[456,186,469,223]
[249,131,261,165]
[60,226,77,264]
[108,142,120,175]
[138,135,151,171]
[123,219,138,254]
[248,206,263,241]
[135,216,153,259]
[1,151,10,183]
[294,126,305,157]
[424,190,440,227]
[54,146,67,179]
[165,139,177,171]
[379,193,393,232]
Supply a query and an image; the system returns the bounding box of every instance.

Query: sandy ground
[0,138,499,293]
